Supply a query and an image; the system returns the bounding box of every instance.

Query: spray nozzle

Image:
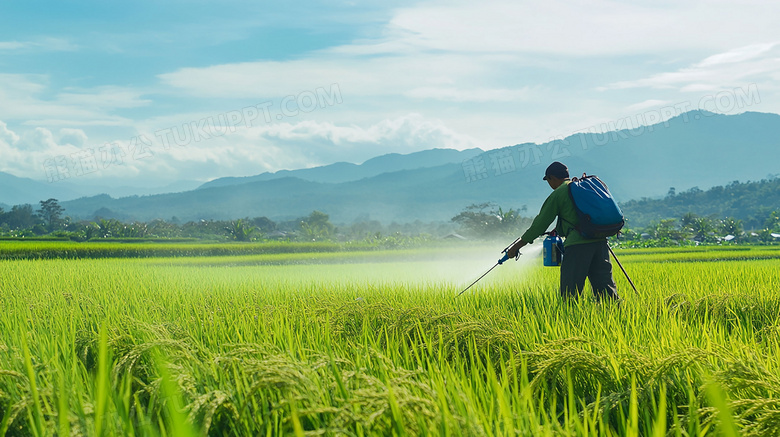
[498,251,521,265]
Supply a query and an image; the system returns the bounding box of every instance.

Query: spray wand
[455,237,522,297]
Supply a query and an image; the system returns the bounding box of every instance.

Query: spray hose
[456,237,522,297]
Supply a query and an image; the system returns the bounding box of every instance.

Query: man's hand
[506,239,527,259]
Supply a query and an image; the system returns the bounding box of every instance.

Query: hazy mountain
[60,179,204,198]
[0,171,204,206]
[198,148,483,188]
[556,110,780,202]
[61,165,475,223]
[13,110,780,224]
[0,171,82,206]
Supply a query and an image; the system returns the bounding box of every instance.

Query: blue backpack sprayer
[543,230,564,267]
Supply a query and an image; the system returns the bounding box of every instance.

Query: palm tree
[93,218,122,238]
[226,219,256,241]
[718,217,743,237]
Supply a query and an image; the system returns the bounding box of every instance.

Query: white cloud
[625,99,673,112]
[24,118,132,127]
[153,0,780,156]
[696,42,778,68]
[19,127,58,151]
[55,87,152,110]
[404,86,532,102]
[0,121,19,144]
[0,41,27,50]
[370,0,780,56]
[123,114,478,182]
[255,114,476,152]
[0,73,48,95]
[0,37,77,52]
[0,74,141,126]
[34,37,79,52]
[0,113,477,183]
[0,122,81,178]
[601,43,780,92]
[158,53,498,100]
[58,128,88,147]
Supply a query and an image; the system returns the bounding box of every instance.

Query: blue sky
[1,0,778,188]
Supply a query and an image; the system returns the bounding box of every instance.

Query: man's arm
[506,190,561,258]
[506,239,527,258]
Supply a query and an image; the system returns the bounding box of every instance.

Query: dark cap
[543,161,569,181]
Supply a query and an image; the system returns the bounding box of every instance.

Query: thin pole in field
[608,244,638,295]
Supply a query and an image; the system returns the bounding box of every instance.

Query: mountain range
[0,171,82,207]
[1,110,779,224]
[198,148,483,188]
[0,172,203,208]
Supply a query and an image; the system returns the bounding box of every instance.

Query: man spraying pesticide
[459,161,636,300]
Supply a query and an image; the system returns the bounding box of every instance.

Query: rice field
[1,242,779,436]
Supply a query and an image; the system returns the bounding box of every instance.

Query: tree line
[620,177,780,230]
[447,202,780,245]
[0,199,453,244]
[0,199,342,242]
[2,187,778,246]
[620,212,780,245]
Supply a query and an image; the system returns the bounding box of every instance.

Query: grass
[0,242,779,435]
[0,240,384,260]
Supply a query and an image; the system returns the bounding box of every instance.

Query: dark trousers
[560,240,620,300]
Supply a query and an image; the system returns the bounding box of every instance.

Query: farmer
[506,162,620,301]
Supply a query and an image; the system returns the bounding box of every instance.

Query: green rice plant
[1,244,779,435]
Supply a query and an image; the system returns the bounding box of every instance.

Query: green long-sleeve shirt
[520,180,604,247]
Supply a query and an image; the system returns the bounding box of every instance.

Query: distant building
[267,231,290,239]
